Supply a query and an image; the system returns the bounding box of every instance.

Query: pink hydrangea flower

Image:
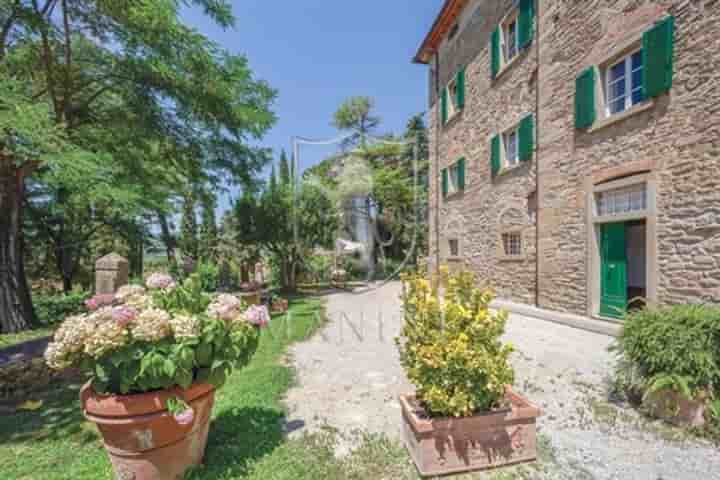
[217,304,239,322]
[146,273,175,290]
[173,408,195,426]
[112,306,138,327]
[244,305,270,328]
[85,294,115,311]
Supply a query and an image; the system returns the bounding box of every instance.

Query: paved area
[284,282,720,479]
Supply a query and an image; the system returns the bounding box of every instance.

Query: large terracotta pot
[81,382,216,480]
[400,388,541,477]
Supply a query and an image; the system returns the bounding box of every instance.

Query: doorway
[599,221,647,319]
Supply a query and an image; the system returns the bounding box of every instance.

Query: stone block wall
[427,0,720,315]
[429,0,538,304]
[537,0,720,313]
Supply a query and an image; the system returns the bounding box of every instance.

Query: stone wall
[429,0,538,304]
[427,0,720,315]
[0,337,69,399]
[538,0,720,314]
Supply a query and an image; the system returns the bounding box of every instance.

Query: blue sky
[181,0,440,212]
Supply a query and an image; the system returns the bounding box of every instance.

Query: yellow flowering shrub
[397,267,514,417]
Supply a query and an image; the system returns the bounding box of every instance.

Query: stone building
[415,0,720,320]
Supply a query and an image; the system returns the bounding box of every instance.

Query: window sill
[495,160,530,178]
[587,99,655,133]
[498,255,525,262]
[493,48,526,82]
[446,256,463,263]
[443,189,464,201]
[442,108,464,129]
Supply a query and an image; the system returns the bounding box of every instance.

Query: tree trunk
[157,212,178,270]
[0,166,35,333]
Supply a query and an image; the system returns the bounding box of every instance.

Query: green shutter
[491,135,501,178]
[456,68,465,110]
[441,168,448,197]
[491,27,500,79]
[642,16,675,98]
[575,67,596,129]
[518,0,535,49]
[457,157,466,190]
[519,114,534,162]
[441,87,448,125]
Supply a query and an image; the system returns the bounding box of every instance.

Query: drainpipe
[434,51,441,274]
[534,0,541,308]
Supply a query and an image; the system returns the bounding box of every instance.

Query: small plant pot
[81,382,215,480]
[271,299,289,314]
[400,389,541,477]
[643,388,707,427]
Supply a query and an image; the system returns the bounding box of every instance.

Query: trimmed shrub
[614,304,720,401]
[397,268,514,417]
[33,290,90,325]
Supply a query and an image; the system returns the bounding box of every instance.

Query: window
[449,239,459,257]
[504,129,519,167]
[445,76,461,120]
[448,162,461,193]
[605,51,644,116]
[504,19,519,62]
[502,233,522,256]
[596,184,647,217]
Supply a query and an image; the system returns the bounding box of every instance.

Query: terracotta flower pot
[271,299,288,314]
[81,382,216,480]
[400,388,541,477]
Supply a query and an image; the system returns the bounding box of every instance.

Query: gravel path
[284,282,720,479]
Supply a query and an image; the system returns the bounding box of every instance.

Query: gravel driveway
[284,282,720,479]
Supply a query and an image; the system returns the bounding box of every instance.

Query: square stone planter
[643,388,708,427]
[400,389,541,477]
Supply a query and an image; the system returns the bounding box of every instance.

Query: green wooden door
[600,223,628,319]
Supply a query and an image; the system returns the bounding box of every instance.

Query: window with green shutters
[491,1,534,80]
[517,0,535,49]
[575,67,596,129]
[518,114,534,162]
[441,68,466,125]
[575,15,675,129]
[642,16,675,98]
[491,27,500,79]
[491,135,501,178]
[441,168,448,197]
[441,88,448,125]
[456,157,466,190]
[441,159,466,198]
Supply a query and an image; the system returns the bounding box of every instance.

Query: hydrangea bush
[45,273,268,395]
[397,268,515,418]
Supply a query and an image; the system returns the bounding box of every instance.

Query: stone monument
[95,253,129,294]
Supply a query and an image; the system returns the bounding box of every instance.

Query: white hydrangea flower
[131,308,171,342]
[170,314,201,340]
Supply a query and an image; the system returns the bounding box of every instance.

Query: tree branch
[61,0,72,121]
[31,0,60,122]
[0,1,20,61]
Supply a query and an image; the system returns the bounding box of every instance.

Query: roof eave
[412,0,469,65]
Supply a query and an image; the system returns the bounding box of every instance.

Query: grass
[0,294,557,479]
[0,296,328,480]
[0,326,55,350]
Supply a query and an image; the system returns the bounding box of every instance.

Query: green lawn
[0,296,552,480]
[0,327,55,350]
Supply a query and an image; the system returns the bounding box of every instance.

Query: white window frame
[604,50,644,117]
[445,76,461,121]
[447,161,461,194]
[502,232,522,257]
[503,127,520,168]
